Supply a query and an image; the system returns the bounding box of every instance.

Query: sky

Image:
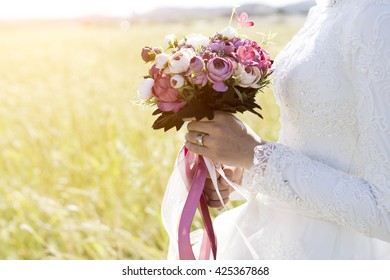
[0,0,306,19]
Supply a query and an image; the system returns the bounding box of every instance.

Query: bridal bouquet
[137,12,273,131]
[137,11,273,260]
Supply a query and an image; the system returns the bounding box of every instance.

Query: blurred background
[0,0,314,259]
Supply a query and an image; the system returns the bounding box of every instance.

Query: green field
[0,15,304,259]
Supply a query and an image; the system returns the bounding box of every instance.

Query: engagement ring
[196,133,206,147]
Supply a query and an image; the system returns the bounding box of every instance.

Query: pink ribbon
[178,147,217,260]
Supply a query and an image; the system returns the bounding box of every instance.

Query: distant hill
[132,1,317,22]
[136,4,275,22]
[278,0,316,13]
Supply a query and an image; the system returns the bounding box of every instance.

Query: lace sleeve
[243,4,390,243]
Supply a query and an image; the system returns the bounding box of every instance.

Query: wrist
[242,137,266,170]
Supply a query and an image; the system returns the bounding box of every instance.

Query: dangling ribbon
[177,147,217,260]
[162,145,260,260]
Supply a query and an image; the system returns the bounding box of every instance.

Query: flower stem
[228,6,238,27]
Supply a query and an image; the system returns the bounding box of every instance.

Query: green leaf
[152,112,184,131]
[233,86,244,102]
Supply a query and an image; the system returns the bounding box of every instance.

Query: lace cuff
[242,142,300,203]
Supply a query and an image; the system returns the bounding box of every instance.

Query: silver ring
[195,133,206,147]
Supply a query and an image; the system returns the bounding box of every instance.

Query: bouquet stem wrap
[162,146,217,260]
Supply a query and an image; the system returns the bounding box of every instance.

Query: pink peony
[206,57,233,92]
[189,56,205,72]
[235,45,261,66]
[191,72,208,87]
[152,73,187,112]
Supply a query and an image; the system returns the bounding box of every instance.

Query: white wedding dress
[162,0,390,259]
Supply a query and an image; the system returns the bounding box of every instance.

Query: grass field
[0,15,304,259]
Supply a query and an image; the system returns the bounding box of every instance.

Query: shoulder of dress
[342,2,390,40]
[350,1,390,22]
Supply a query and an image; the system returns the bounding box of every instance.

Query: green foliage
[0,16,303,259]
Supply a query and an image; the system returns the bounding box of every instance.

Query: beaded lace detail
[242,0,390,242]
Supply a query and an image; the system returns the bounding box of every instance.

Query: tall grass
[0,16,304,259]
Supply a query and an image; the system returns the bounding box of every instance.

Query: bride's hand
[203,166,243,208]
[185,111,264,169]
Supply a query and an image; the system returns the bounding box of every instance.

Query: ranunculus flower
[235,45,260,66]
[152,73,180,103]
[153,74,186,113]
[155,53,169,69]
[137,78,154,100]
[168,48,194,74]
[232,37,244,48]
[191,72,208,87]
[170,74,185,89]
[221,26,237,40]
[206,57,233,92]
[209,41,235,56]
[163,34,176,48]
[141,47,155,63]
[236,66,262,88]
[149,64,160,79]
[186,33,210,49]
[220,41,235,55]
[189,56,204,72]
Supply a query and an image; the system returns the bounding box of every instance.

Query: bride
[181,0,390,259]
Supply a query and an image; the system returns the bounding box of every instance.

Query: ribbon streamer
[178,147,217,260]
[161,146,259,260]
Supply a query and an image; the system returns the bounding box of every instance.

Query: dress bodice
[243,0,390,243]
[273,0,359,174]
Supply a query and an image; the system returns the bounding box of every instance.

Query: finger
[206,197,230,208]
[187,120,215,134]
[185,131,209,147]
[185,140,207,156]
[204,188,231,201]
[203,178,215,190]
[206,170,221,179]
[205,169,221,180]
[204,176,230,192]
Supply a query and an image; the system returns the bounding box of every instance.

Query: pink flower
[235,45,260,66]
[206,57,233,92]
[209,41,235,56]
[149,64,160,79]
[152,73,180,103]
[234,12,254,28]
[189,56,204,72]
[191,72,208,87]
[152,73,186,112]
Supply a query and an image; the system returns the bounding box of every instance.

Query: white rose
[170,74,185,89]
[155,53,169,69]
[168,49,193,74]
[137,78,154,100]
[186,33,210,49]
[221,26,237,40]
[237,66,262,88]
[163,34,175,48]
